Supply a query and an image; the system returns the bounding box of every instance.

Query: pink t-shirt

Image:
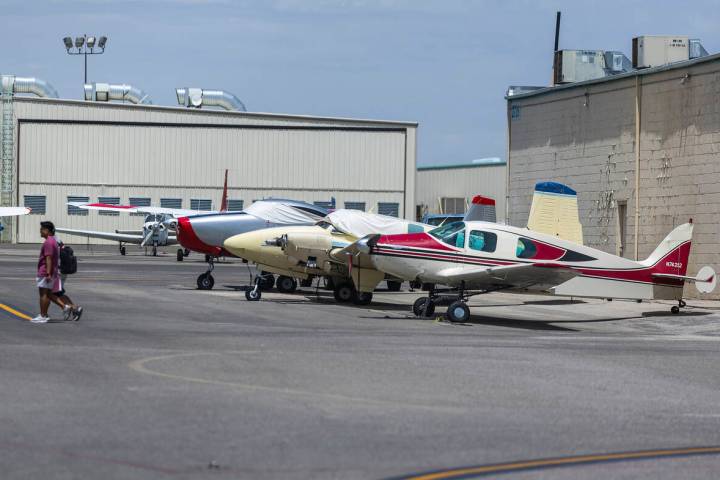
[38,236,60,278]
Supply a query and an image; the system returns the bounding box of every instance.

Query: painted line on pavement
[393,446,720,479]
[0,303,32,321]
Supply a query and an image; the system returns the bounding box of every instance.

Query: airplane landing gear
[257,271,275,291]
[245,276,262,301]
[333,282,355,303]
[197,257,215,290]
[152,243,158,257]
[671,299,686,314]
[119,245,126,256]
[386,280,402,292]
[354,291,373,305]
[276,275,298,294]
[446,301,470,323]
[413,297,435,317]
[176,249,184,262]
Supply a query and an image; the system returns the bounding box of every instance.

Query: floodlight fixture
[63,36,73,50]
[75,36,85,48]
[98,36,107,49]
[86,36,96,49]
[64,34,108,85]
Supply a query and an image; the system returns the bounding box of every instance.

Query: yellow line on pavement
[403,446,720,480]
[0,303,32,321]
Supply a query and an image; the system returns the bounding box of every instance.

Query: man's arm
[45,255,53,280]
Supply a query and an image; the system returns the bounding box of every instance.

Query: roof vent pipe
[176,88,246,111]
[0,75,59,98]
[84,83,152,104]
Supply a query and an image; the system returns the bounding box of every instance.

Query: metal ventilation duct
[176,88,246,111]
[0,75,59,98]
[84,83,152,104]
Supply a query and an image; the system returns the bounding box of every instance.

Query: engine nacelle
[284,232,333,265]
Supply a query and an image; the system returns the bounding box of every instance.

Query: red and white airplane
[350,219,716,322]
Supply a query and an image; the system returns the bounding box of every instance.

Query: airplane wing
[436,262,580,290]
[67,202,217,217]
[55,227,178,246]
[0,207,31,216]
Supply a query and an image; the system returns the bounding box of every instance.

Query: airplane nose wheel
[446,301,470,323]
[413,297,435,317]
[671,299,686,314]
[197,273,215,290]
[176,249,184,262]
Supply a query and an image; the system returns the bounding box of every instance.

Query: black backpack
[59,245,78,275]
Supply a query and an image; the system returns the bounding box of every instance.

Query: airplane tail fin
[220,169,228,212]
[463,196,496,222]
[641,222,693,277]
[527,181,583,245]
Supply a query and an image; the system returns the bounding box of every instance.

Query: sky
[2,0,719,166]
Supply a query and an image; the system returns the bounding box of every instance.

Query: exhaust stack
[84,83,151,104]
[176,88,246,111]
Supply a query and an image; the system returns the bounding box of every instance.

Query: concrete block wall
[508,58,720,299]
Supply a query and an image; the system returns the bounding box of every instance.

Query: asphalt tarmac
[1,245,719,479]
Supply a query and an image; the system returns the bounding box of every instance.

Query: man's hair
[40,221,55,234]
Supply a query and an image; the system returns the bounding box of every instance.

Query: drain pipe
[176,88,246,111]
[84,83,152,104]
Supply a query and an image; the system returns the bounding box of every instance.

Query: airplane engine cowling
[284,233,333,264]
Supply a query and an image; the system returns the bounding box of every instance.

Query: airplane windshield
[429,221,466,248]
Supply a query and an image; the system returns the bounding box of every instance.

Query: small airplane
[0,206,31,233]
[56,170,236,257]
[347,219,716,321]
[175,199,328,290]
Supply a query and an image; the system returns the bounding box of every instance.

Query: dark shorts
[54,289,66,296]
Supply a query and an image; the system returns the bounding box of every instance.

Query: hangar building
[0,95,416,244]
[506,52,720,299]
[415,158,506,221]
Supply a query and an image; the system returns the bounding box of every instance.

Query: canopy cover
[244,200,325,225]
[326,209,429,238]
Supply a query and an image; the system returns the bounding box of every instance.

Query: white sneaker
[31,315,48,324]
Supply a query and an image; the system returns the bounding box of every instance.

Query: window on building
[468,231,497,253]
[226,199,244,211]
[191,199,212,211]
[516,238,537,259]
[440,197,466,215]
[98,196,120,216]
[161,198,182,209]
[24,195,46,215]
[129,197,151,216]
[429,221,465,248]
[314,200,335,210]
[344,202,366,211]
[378,202,399,217]
[67,196,89,216]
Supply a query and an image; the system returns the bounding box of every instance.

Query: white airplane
[56,171,235,257]
[347,219,716,322]
[0,207,31,233]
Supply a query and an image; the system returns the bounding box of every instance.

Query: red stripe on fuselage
[176,216,224,257]
[377,233,457,252]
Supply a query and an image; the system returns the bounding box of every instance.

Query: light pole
[63,35,108,84]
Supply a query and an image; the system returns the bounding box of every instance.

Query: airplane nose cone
[224,230,271,261]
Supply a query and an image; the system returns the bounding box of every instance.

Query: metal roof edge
[417,161,507,171]
[5,96,419,127]
[505,51,720,101]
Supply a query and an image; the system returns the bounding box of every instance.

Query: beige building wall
[1,98,417,243]
[507,54,720,298]
[416,163,507,221]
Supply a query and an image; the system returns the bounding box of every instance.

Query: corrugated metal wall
[415,165,506,221]
[8,98,416,243]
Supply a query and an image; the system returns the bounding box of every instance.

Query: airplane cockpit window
[468,231,497,253]
[429,221,466,248]
[516,237,537,259]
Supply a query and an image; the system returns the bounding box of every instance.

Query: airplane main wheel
[334,282,355,303]
[176,249,184,262]
[386,280,402,292]
[276,275,298,294]
[446,301,470,323]
[353,291,373,305]
[258,272,275,291]
[413,297,435,317]
[245,289,261,301]
[671,305,680,314]
[152,246,158,257]
[197,273,215,290]
[120,246,126,256]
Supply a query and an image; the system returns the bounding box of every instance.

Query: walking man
[54,238,83,321]
[32,221,68,323]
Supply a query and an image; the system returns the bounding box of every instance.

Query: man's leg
[39,288,51,317]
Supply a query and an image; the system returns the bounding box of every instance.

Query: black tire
[353,291,373,305]
[120,246,126,256]
[413,297,435,317]
[386,280,402,292]
[671,305,680,314]
[276,275,298,294]
[446,301,470,323]
[176,249,184,262]
[333,282,355,303]
[245,289,261,301]
[197,273,215,290]
[258,272,275,291]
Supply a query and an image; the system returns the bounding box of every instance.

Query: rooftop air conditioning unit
[553,50,631,84]
[632,35,689,69]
